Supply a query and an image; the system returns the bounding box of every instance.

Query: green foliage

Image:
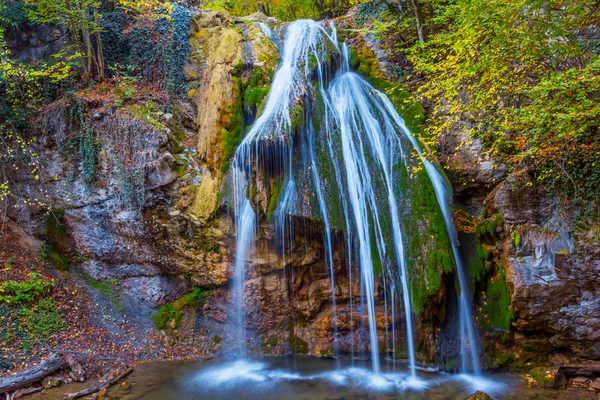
[18,297,66,341]
[153,287,213,330]
[83,274,123,313]
[165,5,191,95]
[0,356,13,371]
[24,0,105,80]
[0,0,28,28]
[66,100,100,189]
[0,273,54,305]
[409,0,600,219]
[212,335,222,344]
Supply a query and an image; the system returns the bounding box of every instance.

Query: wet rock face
[199,221,403,358]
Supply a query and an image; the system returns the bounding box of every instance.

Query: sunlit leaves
[409,0,600,207]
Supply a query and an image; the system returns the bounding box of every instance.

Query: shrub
[0,273,54,305]
[18,297,66,342]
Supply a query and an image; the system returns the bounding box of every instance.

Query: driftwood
[12,386,43,399]
[0,354,66,394]
[66,356,85,382]
[63,367,132,400]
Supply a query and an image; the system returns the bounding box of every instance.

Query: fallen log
[0,354,66,394]
[13,386,43,399]
[63,367,132,400]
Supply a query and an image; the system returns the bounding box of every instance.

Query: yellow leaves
[118,0,172,15]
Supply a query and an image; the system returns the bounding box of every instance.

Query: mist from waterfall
[230,18,481,377]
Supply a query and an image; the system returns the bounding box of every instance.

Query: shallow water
[84,357,596,400]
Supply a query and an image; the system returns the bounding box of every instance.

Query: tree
[410,0,600,219]
[24,0,105,81]
[311,0,356,18]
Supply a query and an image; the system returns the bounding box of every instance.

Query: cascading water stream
[231,18,480,379]
[255,22,275,44]
[376,95,482,375]
[326,69,416,377]
[422,165,482,374]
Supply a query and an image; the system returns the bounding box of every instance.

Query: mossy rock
[291,335,308,354]
[529,367,556,387]
[153,287,213,331]
[44,209,70,256]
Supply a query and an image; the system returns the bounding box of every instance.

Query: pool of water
[87,357,594,400]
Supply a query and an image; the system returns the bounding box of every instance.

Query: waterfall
[231,18,480,376]
[255,22,276,45]
[326,71,416,376]
[231,20,338,356]
[376,96,482,374]
[423,166,482,374]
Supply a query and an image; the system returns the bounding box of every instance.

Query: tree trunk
[410,0,425,43]
[0,354,66,394]
[94,31,105,80]
[93,7,105,81]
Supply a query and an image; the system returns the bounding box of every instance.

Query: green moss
[43,246,71,271]
[355,49,425,135]
[212,335,222,344]
[444,359,458,372]
[127,102,167,131]
[242,68,272,117]
[291,335,308,354]
[83,274,123,313]
[174,155,188,177]
[44,209,70,257]
[512,230,521,247]
[264,337,278,346]
[267,178,284,220]
[153,287,213,330]
[349,48,360,69]
[470,214,504,283]
[481,265,513,331]
[405,165,455,315]
[529,367,555,387]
